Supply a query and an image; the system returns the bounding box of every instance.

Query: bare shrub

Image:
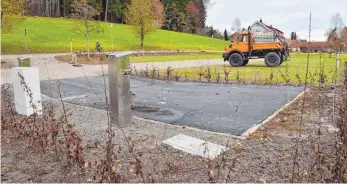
[318,57,327,85]
[143,65,149,77]
[332,61,347,182]
[295,73,302,85]
[223,65,231,83]
[174,71,181,81]
[204,66,212,83]
[215,68,221,83]
[280,63,291,84]
[1,76,85,173]
[157,69,160,79]
[197,66,205,82]
[184,70,188,81]
[150,66,157,79]
[166,66,174,81]
[134,66,138,76]
[269,70,274,84]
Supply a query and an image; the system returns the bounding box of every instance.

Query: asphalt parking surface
[40,76,302,135]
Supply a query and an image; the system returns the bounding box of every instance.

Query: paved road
[40,76,302,135]
[1,52,262,84]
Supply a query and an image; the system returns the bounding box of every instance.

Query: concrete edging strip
[241,88,310,138]
[133,116,246,140]
[41,93,245,139]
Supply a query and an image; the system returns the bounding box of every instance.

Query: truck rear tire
[265,52,281,67]
[229,53,244,67]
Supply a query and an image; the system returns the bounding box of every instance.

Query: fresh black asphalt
[40,76,303,135]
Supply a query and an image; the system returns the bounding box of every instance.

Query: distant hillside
[1,17,229,54]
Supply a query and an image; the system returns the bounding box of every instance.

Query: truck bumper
[222,53,228,61]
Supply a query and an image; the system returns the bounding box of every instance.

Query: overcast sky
[206,0,347,41]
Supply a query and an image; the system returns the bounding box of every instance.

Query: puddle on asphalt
[131,105,160,112]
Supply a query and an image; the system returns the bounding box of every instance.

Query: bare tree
[325,13,346,53]
[105,0,109,21]
[70,0,103,58]
[151,0,164,28]
[231,17,241,33]
[27,0,60,17]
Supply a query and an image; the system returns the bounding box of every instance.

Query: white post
[12,67,42,116]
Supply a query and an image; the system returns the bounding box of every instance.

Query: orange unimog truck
[223,28,289,67]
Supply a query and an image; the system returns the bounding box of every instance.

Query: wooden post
[25,28,28,51]
[70,37,73,54]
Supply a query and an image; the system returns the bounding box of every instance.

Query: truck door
[236,34,250,53]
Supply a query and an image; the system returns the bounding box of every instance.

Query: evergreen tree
[163,2,179,31]
[224,29,229,41]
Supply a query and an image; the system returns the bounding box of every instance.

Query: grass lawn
[164,53,347,86]
[1,17,229,54]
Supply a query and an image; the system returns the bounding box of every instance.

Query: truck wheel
[265,52,281,67]
[229,53,244,67]
[242,59,249,66]
[279,56,284,65]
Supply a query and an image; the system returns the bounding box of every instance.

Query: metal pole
[108,51,133,127]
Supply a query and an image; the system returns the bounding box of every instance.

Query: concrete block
[17,57,31,67]
[163,134,227,159]
[12,67,42,116]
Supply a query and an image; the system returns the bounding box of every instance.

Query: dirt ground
[1,87,343,182]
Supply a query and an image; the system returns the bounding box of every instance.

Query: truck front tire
[242,59,249,66]
[265,52,281,67]
[229,53,244,67]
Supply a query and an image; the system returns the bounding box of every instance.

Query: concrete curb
[241,88,310,138]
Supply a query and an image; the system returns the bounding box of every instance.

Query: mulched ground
[1,87,343,182]
[1,61,14,69]
[54,52,208,65]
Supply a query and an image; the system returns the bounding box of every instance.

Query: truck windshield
[237,35,243,42]
[243,35,249,42]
